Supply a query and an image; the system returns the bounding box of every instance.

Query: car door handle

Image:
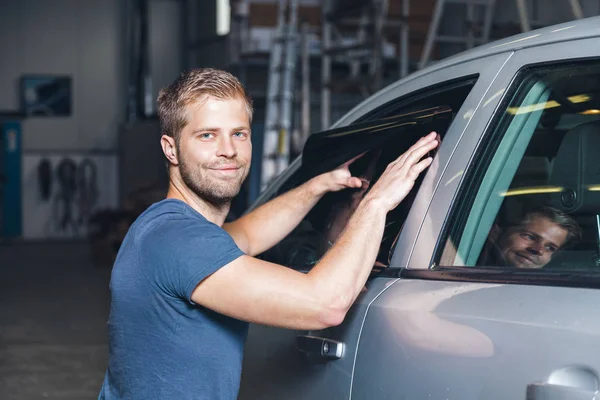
[296,335,344,360]
[527,366,599,400]
[526,382,596,400]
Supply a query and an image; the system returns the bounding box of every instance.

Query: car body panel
[352,279,600,399]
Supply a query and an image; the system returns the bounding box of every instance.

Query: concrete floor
[0,241,111,400]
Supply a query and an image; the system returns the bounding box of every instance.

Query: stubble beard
[178,152,248,208]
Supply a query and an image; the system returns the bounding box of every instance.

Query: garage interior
[1,0,599,398]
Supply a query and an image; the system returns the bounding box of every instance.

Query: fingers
[391,139,437,177]
[391,131,438,167]
[404,139,438,169]
[348,177,363,188]
[406,157,433,180]
[406,131,438,156]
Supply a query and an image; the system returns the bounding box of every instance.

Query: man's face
[497,215,569,269]
[176,96,252,206]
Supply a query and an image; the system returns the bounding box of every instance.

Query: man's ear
[488,223,502,242]
[161,135,179,166]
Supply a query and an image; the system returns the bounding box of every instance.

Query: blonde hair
[157,68,253,144]
[522,206,582,246]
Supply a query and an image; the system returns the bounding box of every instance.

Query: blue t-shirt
[99,199,246,400]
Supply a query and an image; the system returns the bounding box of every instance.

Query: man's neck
[166,180,231,226]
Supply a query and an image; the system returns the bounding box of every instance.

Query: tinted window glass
[259,78,478,271]
[439,61,600,271]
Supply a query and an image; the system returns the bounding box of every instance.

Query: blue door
[1,119,22,238]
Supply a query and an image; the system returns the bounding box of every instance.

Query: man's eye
[233,132,248,139]
[199,133,214,139]
[521,233,534,240]
[546,246,557,252]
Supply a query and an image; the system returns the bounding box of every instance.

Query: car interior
[473,64,600,270]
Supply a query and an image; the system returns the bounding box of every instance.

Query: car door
[238,51,512,400]
[352,34,600,399]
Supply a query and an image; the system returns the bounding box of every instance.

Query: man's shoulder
[136,199,229,244]
[137,199,209,228]
[141,198,202,219]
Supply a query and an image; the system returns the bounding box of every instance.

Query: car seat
[546,120,600,269]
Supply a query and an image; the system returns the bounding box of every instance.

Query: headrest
[549,120,600,214]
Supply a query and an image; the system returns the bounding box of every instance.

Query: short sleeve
[139,215,244,302]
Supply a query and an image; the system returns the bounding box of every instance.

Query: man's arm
[223,158,364,256]
[193,132,439,330]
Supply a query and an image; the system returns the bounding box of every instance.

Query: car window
[258,77,478,271]
[438,61,600,271]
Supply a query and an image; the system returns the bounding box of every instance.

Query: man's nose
[526,242,543,255]
[217,136,237,158]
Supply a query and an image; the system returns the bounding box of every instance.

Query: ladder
[419,0,585,69]
[261,0,299,189]
[420,0,497,69]
[321,0,410,130]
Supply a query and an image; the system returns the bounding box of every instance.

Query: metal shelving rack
[320,0,410,129]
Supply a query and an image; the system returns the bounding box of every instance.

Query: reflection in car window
[259,78,478,271]
[440,61,600,271]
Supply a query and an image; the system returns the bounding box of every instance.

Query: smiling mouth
[515,253,536,265]
[210,165,240,171]
[209,167,242,177]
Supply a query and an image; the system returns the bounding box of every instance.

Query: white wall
[0,0,125,151]
[0,0,126,239]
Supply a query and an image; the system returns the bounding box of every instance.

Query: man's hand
[364,132,439,212]
[309,153,369,196]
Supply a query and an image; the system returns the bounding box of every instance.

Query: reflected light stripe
[580,109,600,115]
[568,94,591,104]
[444,170,464,187]
[483,89,505,108]
[502,186,563,197]
[491,34,541,49]
[507,100,560,115]
[327,107,452,138]
[369,122,416,133]
[326,120,399,138]
[552,25,575,33]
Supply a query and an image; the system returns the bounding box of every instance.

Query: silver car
[239,16,600,400]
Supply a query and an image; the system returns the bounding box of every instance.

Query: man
[98,68,439,400]
[479,206,582,269]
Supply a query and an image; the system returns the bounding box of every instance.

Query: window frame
[405,37,600,277]
[397,49,600,292]
[433,59,600,270]
[258,80,479,271]
[438,70,551,267]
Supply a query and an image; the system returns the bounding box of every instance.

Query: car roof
[418,16,600,76]
[332,16,600,129]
